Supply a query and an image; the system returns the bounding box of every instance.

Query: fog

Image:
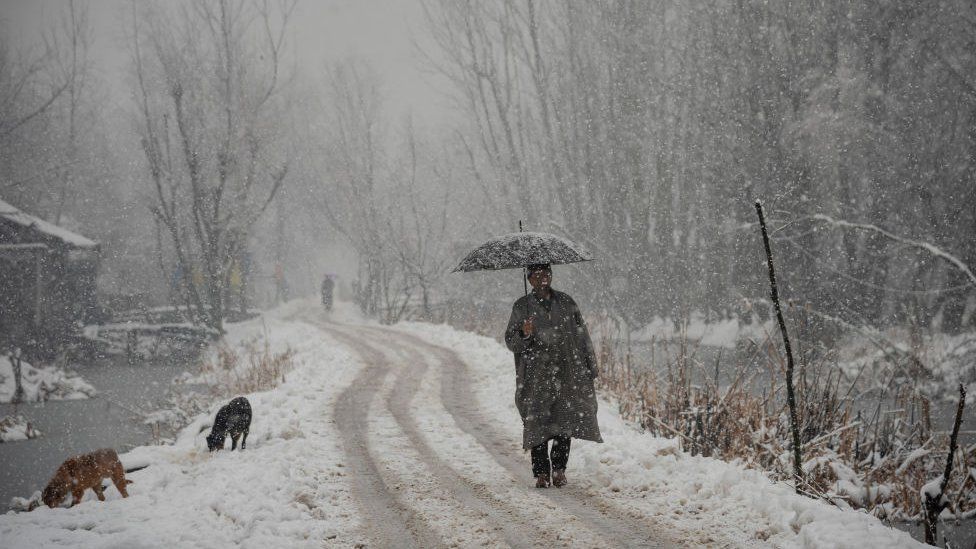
[0,1,974,540]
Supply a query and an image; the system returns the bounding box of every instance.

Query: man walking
[504,263,602,488]
[321,274,335,311]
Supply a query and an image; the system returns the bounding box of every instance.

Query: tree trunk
[11,351,25,403]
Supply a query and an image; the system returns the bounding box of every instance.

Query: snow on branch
[810,214,976,288]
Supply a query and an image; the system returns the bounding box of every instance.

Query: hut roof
[0,198,98,249]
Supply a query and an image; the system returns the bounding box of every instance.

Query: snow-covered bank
[619,312,976,406]
[0,415,41,443]
[395,320,925,548]
[836,328,976,404]
[0,356,96,403]
[1,305,367,547]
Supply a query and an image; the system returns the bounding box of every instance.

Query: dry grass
[593,318,976,521]
[197,338,296,397]
[138,337,296,444]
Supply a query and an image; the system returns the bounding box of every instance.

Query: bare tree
[0,4,82,210]
[311,60,461,323]
[314,59,391,318]
[0,34,68,144]
[46,0,94,225]
[421,0,976,335]
[129,0,296,331]
[384,120,456,321]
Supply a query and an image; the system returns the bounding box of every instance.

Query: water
[892,520,976,548]
[0,356,198,510]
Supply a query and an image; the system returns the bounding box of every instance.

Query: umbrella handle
[520,220,528,296]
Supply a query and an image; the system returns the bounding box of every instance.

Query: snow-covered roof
[0,198,97,249]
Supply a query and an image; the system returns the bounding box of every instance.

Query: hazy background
[1,0,973,349]
[1,0,454,305]
[1,2,975,538]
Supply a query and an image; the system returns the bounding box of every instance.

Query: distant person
[504,263,602,488]
[170,265,184,304]
[228,261,243,313]
[274,263,289,304]
[321,275,334,311]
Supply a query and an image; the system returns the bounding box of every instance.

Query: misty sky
[0,0,449,121]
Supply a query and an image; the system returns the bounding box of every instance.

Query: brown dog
[42,448,132,508]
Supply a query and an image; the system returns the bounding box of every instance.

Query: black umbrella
[452,231,593,272]
[452,229,593,295]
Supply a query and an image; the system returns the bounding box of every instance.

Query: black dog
[206,397,251,451]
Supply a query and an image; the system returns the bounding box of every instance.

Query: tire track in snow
[330,326,511,547]
[330,330,442,548]
[369,326,685,548]
[326,323,610,548]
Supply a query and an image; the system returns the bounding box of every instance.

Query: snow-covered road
[318,320,673,547]
[0,301,924,548]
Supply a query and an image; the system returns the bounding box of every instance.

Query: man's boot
[552,469,567,487]
[535,473,550,488]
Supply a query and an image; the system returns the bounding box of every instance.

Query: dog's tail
[101,470,138,492]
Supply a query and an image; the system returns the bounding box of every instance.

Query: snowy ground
[0,299,925,548]
[0,357,94,444]
[0,355,96,404]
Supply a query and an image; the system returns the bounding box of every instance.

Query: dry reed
[197,338,295,397]
[592,316,976,521]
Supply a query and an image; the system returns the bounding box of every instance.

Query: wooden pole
[755,200,803,491]
[34,250,42,327]
[924,383,966,545]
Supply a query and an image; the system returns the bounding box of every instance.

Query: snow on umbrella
[452,231,593,272]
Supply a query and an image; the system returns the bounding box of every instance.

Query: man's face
[528,268,552,290]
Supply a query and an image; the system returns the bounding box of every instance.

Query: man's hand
[522,317,535,337]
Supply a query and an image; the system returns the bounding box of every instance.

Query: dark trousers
[531,435,571,477]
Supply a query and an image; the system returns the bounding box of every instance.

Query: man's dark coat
[505,288,603,450]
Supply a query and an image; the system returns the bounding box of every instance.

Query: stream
[0,355,201,511]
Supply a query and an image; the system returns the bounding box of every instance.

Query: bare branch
[810,214,976,288]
